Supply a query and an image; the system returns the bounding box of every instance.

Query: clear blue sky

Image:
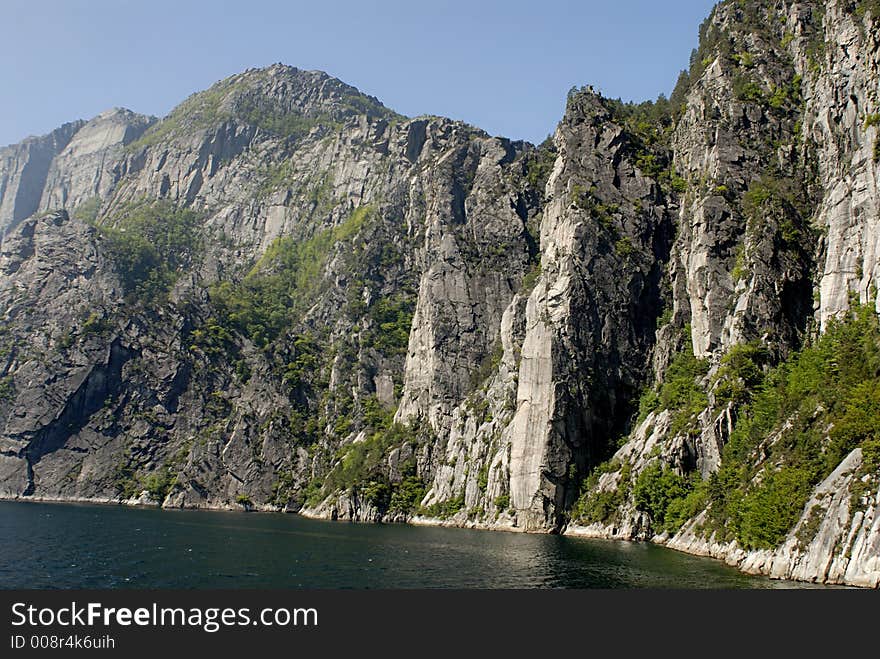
[1,0,717,148]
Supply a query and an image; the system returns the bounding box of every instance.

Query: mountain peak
[132,63,400,148]
[232,63,399,121]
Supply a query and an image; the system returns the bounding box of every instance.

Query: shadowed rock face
[503,92,672,530]
[0,6,879,588]
[0,121,84,233]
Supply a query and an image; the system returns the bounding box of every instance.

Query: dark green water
[0,501,811,589]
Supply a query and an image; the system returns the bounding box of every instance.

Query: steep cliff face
[40,109,155,217]
[0,4,878,587]
[0,65,541,521]
[498,92,671,530]
[0,211,122,495]
[804,2,880,327]
[0,121,84,234]
[568,0,880,589]
[670,3,817,360]
[376,90,673,532]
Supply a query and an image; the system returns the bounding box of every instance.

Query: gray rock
[1,3,879,588]
[0,121,84,234]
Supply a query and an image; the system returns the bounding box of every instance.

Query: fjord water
[0,501,803,589]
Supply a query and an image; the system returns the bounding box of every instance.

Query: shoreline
[1,493,861,589]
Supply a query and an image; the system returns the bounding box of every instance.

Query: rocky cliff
[0,1,878,588]
[566,0,880,589]
[1,121,83,235]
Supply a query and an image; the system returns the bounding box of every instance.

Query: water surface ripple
[0,501,818,589]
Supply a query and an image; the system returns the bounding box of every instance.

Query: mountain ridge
[0,0,878,588]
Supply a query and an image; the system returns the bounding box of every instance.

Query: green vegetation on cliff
[571,459,632,525]
[637,327,710,435]
[524,136,557,190]
[363,294,415,357]
[710,342,770,408]
[633,464,707,534]
[98,200,202,303]
[706,304,880,548]
[579,305,880,548]
[211,205,374,347]
[317,416,430,516]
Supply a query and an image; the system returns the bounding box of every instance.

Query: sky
[0,0,717,148]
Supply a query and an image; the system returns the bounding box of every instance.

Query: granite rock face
[804,3,880,327]
[500,92,671,530]
[567,0,880,589]
[0,65,539,519]
[39,108,155,216]
[1,5,879,588]
[0,121,84,234]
